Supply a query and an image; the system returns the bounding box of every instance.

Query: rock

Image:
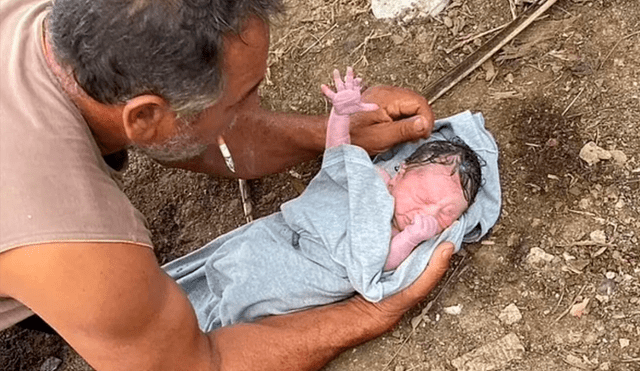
[499,303,522,325]
[443,304,463,315]
[526,247,555,266]
[40,357,62,371]
[579,142,612,166]
[609,149,628,166]
[451,333,525,371]
[590,230,607,244]
[570,298,589,318]
[619,338,630,348]
[565,354,596,370]
[371,0,449,19]
[605,271,616,280]
[390,34,404,45]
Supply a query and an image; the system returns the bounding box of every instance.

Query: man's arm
[171,85,434,179]
[0,241,452,371]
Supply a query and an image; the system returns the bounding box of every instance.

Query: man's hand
[355,242,453,328]
[350,85,435,155]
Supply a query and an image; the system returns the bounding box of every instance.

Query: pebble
[40,357,62,371]
[526,247,555,266]
[591,230,607,244]
[579,142,612,165]
[499,303,522,325]
[443,304,463,315]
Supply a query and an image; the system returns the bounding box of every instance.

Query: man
[0,1,454,370]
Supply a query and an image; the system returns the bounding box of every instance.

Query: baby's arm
[384,214,440,271]
[321,67,379,148]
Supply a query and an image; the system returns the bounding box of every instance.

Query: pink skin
[321,67,379,148]
[382,162,468,270]
[387,162,468,234]
[322,67,466,271]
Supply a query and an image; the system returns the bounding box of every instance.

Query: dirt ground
[1,0,639,370]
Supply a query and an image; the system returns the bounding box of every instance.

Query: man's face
[141,15,269,162]
[388,162,468,233]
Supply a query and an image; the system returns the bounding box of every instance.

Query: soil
[1,0,639,370]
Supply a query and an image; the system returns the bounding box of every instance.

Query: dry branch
[423,0,559,104]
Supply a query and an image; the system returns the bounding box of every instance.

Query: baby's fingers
[321,84,336,100]
[333,69,345,91]
[344,67,354,90]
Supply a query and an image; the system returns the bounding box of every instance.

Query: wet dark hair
[403,138,484,206]
[48,0,283,117]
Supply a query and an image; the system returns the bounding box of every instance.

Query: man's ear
[122,95,176,145]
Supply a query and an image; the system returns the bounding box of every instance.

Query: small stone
[605,271,616,280]
[443,16,454,28]
[619,338,630,348]
[565,354,595,370]
[499,303,522,325]
[595,294,609,303]
[526,247,555,266]
[395,365,405,371]
[579,142,612,166]
[590,230,607,244]
[599,362,610,370]
[609,150,628,166]
[391,34,404,45]
[371,0,450,19]
[451,333,524,371]
[40,357,62,371]
[570,298,589,318]
[506,73,514,83]
[443,304,463,315]
[578,198,591,209]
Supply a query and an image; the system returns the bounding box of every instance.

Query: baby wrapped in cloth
[164,110,501,332]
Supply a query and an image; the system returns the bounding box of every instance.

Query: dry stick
[598,30,640,70]
[508,0,517,20]
[444,23,508,54]
[423,0,559,104]
[562,87,584,116]
[238,179,253,223]
[554,284,587,323]
[299,23,338,57]
[382,255,469,371]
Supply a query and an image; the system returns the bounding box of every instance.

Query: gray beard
[137,131,207,163]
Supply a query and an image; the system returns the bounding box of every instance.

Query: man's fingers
[403,242,454,303]
[358,102,380,112]
[391,115,433,142]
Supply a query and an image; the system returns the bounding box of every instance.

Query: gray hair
[48,0,283,118]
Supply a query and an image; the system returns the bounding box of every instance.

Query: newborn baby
[164,67,496,330]
[322,67,482,270]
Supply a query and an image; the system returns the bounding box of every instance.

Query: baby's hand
[404,214,440,245]
[321,67,379,116]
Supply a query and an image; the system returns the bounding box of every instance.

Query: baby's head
[387,139,483,233]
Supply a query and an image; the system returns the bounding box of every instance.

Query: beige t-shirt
[0,0,153,330]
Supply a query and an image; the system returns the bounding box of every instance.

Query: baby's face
[387,162,468,232]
